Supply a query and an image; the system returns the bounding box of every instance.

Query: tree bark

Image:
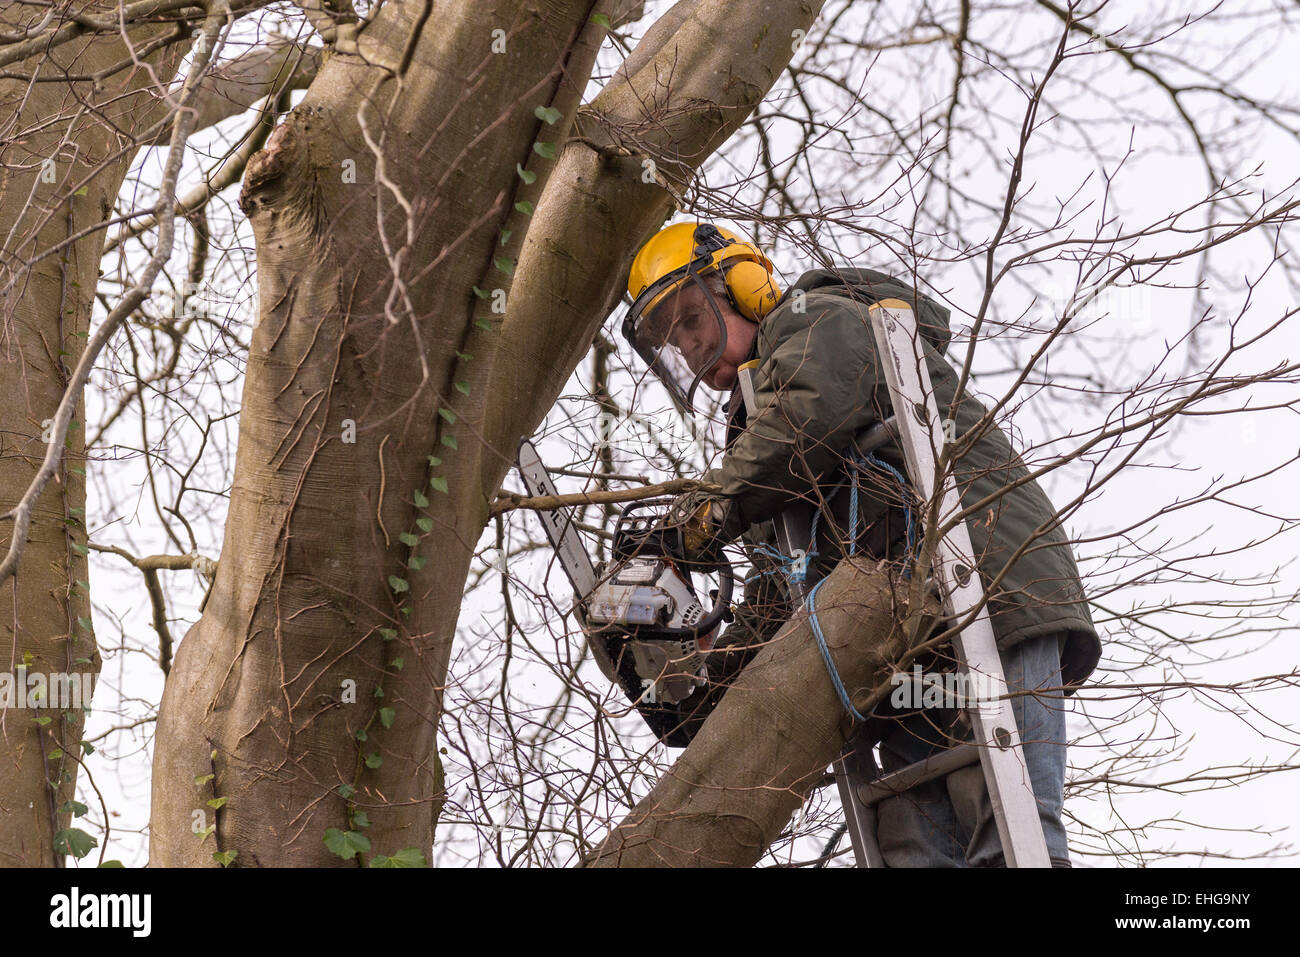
[581,556,932,868]
[0,13,184,866]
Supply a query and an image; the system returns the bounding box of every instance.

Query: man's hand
[663,490,733,567]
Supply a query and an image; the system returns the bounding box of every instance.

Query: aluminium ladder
[737,298,1051,868]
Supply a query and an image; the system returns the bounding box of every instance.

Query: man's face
[655,278,758,392]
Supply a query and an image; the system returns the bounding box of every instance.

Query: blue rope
[856,451,917,573]
[804,448,918,722]
[744,543,802,585]
[796,508,821,583]
[807,576,867,722]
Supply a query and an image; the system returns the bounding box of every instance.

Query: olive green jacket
[701,268,1101,689]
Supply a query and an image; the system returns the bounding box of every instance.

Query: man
[622,221,1102,867]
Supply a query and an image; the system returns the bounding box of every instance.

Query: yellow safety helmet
[623,222,781,413]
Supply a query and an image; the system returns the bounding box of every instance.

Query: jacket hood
[780,267,953,356]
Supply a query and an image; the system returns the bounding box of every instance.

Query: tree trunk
[581,556,931,867]
[0,16,182,866]
[150,0,825,866]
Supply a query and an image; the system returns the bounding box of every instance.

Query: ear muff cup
[723,258,781,321]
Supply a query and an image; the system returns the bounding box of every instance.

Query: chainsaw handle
[681,562,734,639]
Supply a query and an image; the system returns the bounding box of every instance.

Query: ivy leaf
[59,799,89,818]
[48,748,64,760]
[399,532,419,547]
[534,105,562,125]
[365,752,383,769]
[379,707,396,729]
[98,860,124,868]
[212,850,238,868]
[472,286,489,300]
[427,455,442,468]
[369,847,429,868]
[207,797,228,810]
[515,163,536,184]
[438,407,456,425]
[475,319,492,331]
[441,434,458,450]
[378,628,397,642]
[413,489,429,508]
[54,828,97,859]
[356,728,368,742]
[532,141,556,159]
[32,715,51,727]
[81,740,95,756]
[416,517,433,533]
[407,556,426,571]
[500,229,512,245]
[337,783,355,799]
[323,828,371,861]
[76,616,92,631]
[590,12,611,28]
[353,811,371,829]
[195,773,214,787]
[430,477,449,494]
[373,686,385,698]
[70,543,89,556]
[454,380,470,395]
[389,657,404,672]
[514,200,534,215]
[493,257,514,277]
[388,576,409,594]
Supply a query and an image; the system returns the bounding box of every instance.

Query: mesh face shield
[622,263,730,415]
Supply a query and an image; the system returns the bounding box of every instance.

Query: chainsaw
[516,439,735,747]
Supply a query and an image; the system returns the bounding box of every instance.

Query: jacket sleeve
[702,294,893,540]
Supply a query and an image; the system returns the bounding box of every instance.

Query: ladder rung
[856,743,981,807]
[857,415,898,454]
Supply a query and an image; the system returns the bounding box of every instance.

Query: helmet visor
[623,266,728,415]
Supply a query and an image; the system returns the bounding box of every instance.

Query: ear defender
[688,223,782,322]
[723,257,781,322]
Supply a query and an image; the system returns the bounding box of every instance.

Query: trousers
[872,631,1072,867]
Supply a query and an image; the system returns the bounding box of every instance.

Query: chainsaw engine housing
[584,502,734,745]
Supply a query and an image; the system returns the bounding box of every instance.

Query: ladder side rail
[866,300,1051,868]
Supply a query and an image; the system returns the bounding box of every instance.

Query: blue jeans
[873,632,1071,867]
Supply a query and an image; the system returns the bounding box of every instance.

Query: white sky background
[72,1,1298,866]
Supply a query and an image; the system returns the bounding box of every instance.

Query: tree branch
[489,478,720,517]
